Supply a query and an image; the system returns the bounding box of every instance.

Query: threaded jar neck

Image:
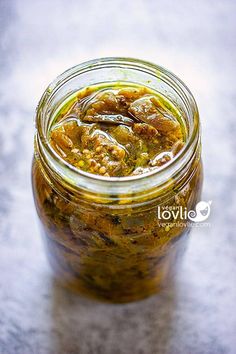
[35,57,200,206]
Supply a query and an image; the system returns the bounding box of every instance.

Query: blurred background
[0,0,235,353]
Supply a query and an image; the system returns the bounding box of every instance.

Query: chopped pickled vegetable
[82,114,134,126]
[129,96,179,132]
[33,82,203,303]
[50,84,185,177]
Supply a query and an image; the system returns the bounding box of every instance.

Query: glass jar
[32,57,203,303]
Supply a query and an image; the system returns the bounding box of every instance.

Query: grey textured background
[0,0,236,353]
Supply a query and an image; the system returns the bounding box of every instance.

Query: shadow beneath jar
[47,277,179,354]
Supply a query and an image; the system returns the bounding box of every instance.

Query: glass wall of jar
[32,58,203,303]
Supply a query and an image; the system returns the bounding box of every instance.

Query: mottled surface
[0,0,236,353]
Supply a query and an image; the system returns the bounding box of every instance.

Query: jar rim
[35,57,200,197]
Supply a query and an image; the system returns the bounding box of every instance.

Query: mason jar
[32,57,203,303]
